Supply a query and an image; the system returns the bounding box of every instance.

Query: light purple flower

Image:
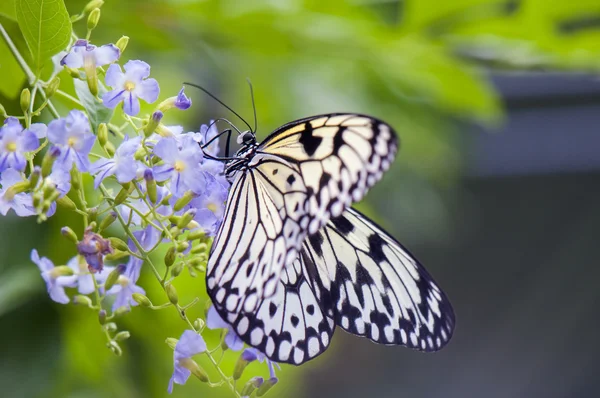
[193,121,220,157]
[61,39,120,68]
[168,330,207,394]
[0,168,35,217]
[76,228,113,273]
[174,88,192,110]
[107,255,145,311]
[242,348,279,383]
[190,177,228,236]
[31,249,77,304]
[153,136,205,196]
[206,306,244,351]
[0,118,40,172]
[102,60,159,116]
[47,110,95,172]
[45,168,72,197]
[90,136,141,188]
[65,255,114,295]
[130,224,161,253]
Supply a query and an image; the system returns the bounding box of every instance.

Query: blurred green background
[2,0,600,397]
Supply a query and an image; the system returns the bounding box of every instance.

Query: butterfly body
[205,113,455,365]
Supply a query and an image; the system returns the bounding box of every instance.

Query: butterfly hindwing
[207,114,398,316]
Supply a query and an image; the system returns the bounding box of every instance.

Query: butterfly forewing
[207,114,398,317]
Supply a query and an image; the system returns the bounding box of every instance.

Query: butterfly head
[236,130,256,146]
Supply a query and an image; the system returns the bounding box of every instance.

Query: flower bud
[45,76,60,98]
[176,241,189,253]
[114,182,134,205]
[104,250,129,261]
[98,211,117,232]
[161,193,172,206]
[104,141,115,157]
[241,377,264,397]
[72,295,93,307]
[165,337,178,350]
[88,207,99,224]
[165,283,178,305]
[20,88,30,114]
[104,263,126,291]
[0,102,6,117]
[65,66,81,79]
[3,181,30,201]
[179,358,209,383]
[97,123,109,147]
[104,322,117,332]
[170,261,184,278]
[49,265,75,278]
[61,226,79,244]
[32,192,43,208]
[177,209,196,229]
[143,111,163,137]
[108,237,128,252]
[193,318,204,330]
[233,354,251,380]
[108,340,122,356]
[256,377,278,397]
[114,306,130,317]
[70,166,82,190]
[173,191,195,211]
[132,293,152,307]
[41,146,61,177]
[29,166,41,188]
[190,242,208,255]
[144,169,157,203]
[98,309,107,324]
[84,0,104,13]
[87,8,100,30]
[164,246,176,267]
[115,36,129,53]
[187,230,205,241]
[85,59,99,96]
[114,331,130,342]
[56,195,77,211]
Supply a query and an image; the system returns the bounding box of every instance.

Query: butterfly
[204,113,455,365]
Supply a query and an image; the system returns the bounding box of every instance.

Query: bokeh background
[1,0,600,397]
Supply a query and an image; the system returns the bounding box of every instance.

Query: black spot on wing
[319,172,331,189]
[368,233,386,263]
[332,126,347,151]
[330,215,355,236]
[307,233,324,257]
[299,122,322,156]
[286,174,296,185]
[269,302,277,317]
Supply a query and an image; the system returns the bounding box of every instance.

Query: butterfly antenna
[183,82,253,133]
[246,78,258,133]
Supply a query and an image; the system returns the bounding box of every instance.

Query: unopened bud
[166,283,178,305]
[20,88,30,114]
[98,309,107,324]
[69,167,81,191]
[173,191,195,211]
[87,8,100,30]
[176,241,189,253]
[85,61,99,96]
[104,250,129,261]
[171,261,184,277]
[193,318,205,330]
[49,265,75,278]
[56,195,77,211]
[84,0,104,13]
[114,331,130,342]
[177,209,196,229]
[104,263,126,291]
[165,337,178,350]
[72,295,93,307]
[115,36,129,53]
[191,242,208,255]
[98,211,117,232]
[104,141,115,157]
[32,192,43,208]
[179,358,209,383]
[108,340,122,356]
[88,207,99,224]
[187,230,205,241]
[3,181,30,201]
[104,323,117,333]
[114,182,134,205]
[41,146,61,177]
[0,103,6,117]
[61,226,79,243]
[45,76,60,98]
[132,293,152,307]
[161,193,172,206]
[66,66,81,78]
[98,123,108,147]
[108,237,128,252]
[256,377,278,396]
[144,169,157,203]
[241,377,264,397]
[29,166,41,188]
[233,354,251,380]
[114,306,130,317]
[144,111,163,136]
[164,246,176,267]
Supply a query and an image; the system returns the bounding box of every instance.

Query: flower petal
[123,60,151,82]
[105,63,125,88]
[28,123,47,139]
[93,44,120,66]
[101,89,125,109]
[136,78,160,104]
[153,137,179,163]
[175,330,207,358]
[122,92,141,116]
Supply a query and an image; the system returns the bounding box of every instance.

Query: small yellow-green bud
[187,230,205,241]
[61,226,79,244]
[104,264,126,291]
[104,141,115,157]
[173,191,195,211]
[87,8,100,30]
[144,169,157,203]
[66,67,81,78]
[0,102,6,117]
[85,62,99,96]
[233,354,251,380]
[191,242,208,255]
[20,88,30,114]
[41,147,61,177]
[56,195,77,211]
[114,306,130,317]
[164,246,176,267]
[114,331,130,342]
[45,76,60,98]
[49,265,75,278]
[104,322,117,332]
[32,192,43,208]
[241,377,264,397]
[115,36,129,53]
[98,123,109,147]
[4,181,30,202]
[88,207,99,224]
[165,283,178,305]
[29,166,41,188]
[132,293,152,307]
[98,211,117,232]
[193,318,205,330]
[108,340,122,356]
[177,209,196,229]
[176,241,189,253]
[179,358,209,383]
[144,111,163,137]
[72,295,93,307]
[256,377,278,396]
[165,337,178,350]
[171,261,184,278]
[161,193,173,206]
[98,309,107,324]
[114,182,134,205]
[84,0,104,13]
[108,237,128,252]
[104,250,129,261]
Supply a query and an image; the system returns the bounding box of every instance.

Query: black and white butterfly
[204,113,455,365]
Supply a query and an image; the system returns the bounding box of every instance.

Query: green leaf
[0,0,16,20]
[15,0,71,74]
[73,79,113,134]
[0,35,26,98]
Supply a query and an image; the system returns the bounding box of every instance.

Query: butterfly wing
[213,207,455,365]
[207,114,398,315]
